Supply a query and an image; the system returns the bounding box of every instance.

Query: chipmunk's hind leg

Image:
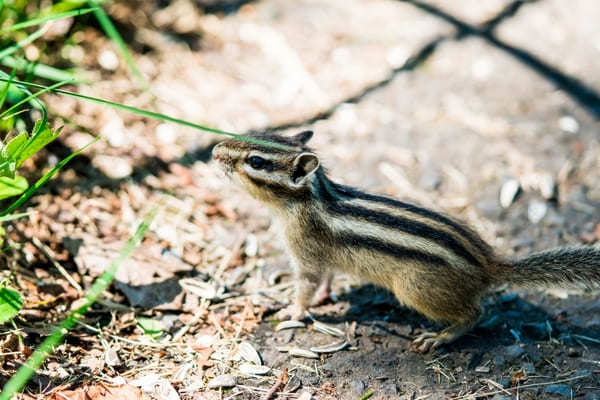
[411,307,481,353]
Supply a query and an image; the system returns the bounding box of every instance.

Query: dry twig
[262,367,289,400]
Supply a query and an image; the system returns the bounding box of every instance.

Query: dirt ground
[2,0,600,399]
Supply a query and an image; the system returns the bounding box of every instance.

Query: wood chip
[207,374,236,389]
[289,348,319,359]
[312,321,345,337]
[238,363,271,375]
[179,278,217,300]
[237,341,262,365]
[310,340,349,354]
[275,320,306,331]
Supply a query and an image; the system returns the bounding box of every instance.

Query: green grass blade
[0,207,157,400]
[0,78,292,150]
[87,0,147,89]
[0,68,16,111]
[38,0,108,16]
[0,56,83,83]
[0,27,45,61]
[0,212,29,222]
[0,137,99,217]
[0,80,71,120]
[0,71,41,110]
[0,7,99,33]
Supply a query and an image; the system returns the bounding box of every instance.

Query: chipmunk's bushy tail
[504,246,600,288]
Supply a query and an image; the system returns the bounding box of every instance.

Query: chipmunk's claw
[275,304,307,321]
[411,332,441,353]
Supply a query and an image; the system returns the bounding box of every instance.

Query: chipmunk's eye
[247,155,267,170]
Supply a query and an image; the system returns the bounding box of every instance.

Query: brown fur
[212,130,600,352]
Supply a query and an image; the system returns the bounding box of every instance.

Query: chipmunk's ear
[293,130,314,145]
[291,152,319,185]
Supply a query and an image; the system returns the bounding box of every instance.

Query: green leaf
[0,137,97,217]
[0,175,28,200]
[0,286,23,325]
[14,122,62,167]
[137,317,164,338]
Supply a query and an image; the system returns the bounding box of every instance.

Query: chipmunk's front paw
[275,304,307,321]
[410,332,441,353]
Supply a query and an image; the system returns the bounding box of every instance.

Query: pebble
[568,347,581,357]
[207,374,236,389]
[244,234,258,257]
[527,200,547,224]
[98,49,119,71]
[538,173,556,199]
[491,395,511,400]
[500,179,520,208]
[559,115,580,134]
[92,155,133,179]
[545,384,572,398]
[155,123,177,144]
[504,345,525,359]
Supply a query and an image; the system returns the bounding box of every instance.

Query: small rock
[505,345,525,359]
[545,384,572,398]
[244,234,258,257]
[207,374,236,389]
[98,49,119,70]
[92,155,133,179]
[568,347,581,357]
[500,179,520,208]
[491,395,512,400]
[155,123,177,144]
[538,173,556,200]
[528,200,547,224]
[559,116,580,134]
[522,362,536,374]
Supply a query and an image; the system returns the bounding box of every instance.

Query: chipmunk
[212,130,600,352]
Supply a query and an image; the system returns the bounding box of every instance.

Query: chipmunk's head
[212,130,320,204]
